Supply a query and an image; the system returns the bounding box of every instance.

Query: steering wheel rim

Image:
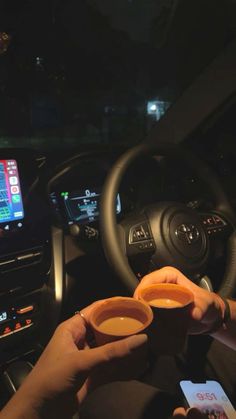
[100,143,236,297]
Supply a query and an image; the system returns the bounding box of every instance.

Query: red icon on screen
[11,186,19,194]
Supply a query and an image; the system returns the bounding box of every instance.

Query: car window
[0,0,235,149]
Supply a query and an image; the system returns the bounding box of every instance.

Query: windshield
[0,0,235,149]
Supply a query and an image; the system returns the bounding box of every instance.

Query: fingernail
[126,334,148,350]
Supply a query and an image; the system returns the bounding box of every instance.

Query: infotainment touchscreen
[0,160,24,223]
[61,188,121,224]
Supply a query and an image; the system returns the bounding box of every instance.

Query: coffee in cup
[89,296,153,346]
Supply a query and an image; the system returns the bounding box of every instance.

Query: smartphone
[180,380,236,418]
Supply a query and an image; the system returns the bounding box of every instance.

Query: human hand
[173,407,208,418]
[1,304,147,419]
[134,266,225,335]
[79,302,149,397]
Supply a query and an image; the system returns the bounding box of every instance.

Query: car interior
[0,0,236,415]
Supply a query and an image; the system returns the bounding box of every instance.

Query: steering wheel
[100,143,236,297]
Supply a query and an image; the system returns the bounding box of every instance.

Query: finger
[72,334,148,379]
[173,407,187,416]
[69,334,147,392]
[184,295,210,334]
[186,408,206,418]
[134,267,195,298]
[190,294,215,324]
[57,300,106,345]
[77,380,89,404]
[191,305,205,322]
[55,314,87,345]
[80,300,106,324]
[172,407,204,418]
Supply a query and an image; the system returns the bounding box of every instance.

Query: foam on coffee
[148,298,183,308]
[98,316,143,334]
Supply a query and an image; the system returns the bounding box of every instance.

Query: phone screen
[180,380,236,418]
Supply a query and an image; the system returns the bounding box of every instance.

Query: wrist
[1,387,43,419]
[220,297,231,325]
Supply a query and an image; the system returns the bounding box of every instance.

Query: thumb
[72,334,147,387]
[173,407,187,416]
[173,407,205,418]
[76,334,147,402]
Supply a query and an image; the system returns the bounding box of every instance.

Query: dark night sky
[0,0,234,96]
[91,0,169,42]
[0,0,235,139]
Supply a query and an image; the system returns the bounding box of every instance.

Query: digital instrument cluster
[50,187,121,225]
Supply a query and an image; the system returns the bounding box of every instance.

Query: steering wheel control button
[129,223,152,244]
[145,240,155,250]
[147,240,154,249]
[201,214,227,235]
[128,221,155,255]
[136,240,155,252]
[213,216,225,225]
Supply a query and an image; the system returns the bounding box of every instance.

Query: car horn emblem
[175,223,200,245]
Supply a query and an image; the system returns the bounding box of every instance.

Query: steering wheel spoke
[120,215,156,258]
[201,212,233,239]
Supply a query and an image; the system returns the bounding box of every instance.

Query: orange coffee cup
[89,296,153,346]
[137,283,194,354]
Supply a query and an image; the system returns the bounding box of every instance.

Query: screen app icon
[11,185,19,194]
[9,176,18,185]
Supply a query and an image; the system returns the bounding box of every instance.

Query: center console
[0,150,51,365]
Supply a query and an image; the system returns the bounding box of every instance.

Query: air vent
[0,247,43,273]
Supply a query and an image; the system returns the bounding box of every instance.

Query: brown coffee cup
[137,283,194,354]
[89,296,153,346]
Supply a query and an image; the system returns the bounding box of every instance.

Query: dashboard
[47,148,236,233]
[0,144,233,244]
[0,150,51,362]
[0,136,234,366]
